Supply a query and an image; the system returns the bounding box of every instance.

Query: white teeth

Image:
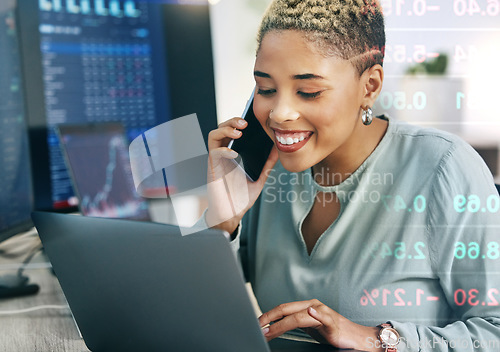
[277,134,308,145]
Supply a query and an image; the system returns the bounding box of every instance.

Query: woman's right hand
[205,117,278,234]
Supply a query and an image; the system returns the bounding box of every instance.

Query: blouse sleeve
[389,141,500,351]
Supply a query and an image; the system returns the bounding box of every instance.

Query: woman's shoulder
[386,117,483,170]
[389,117,467,150]
[386,117,494,193]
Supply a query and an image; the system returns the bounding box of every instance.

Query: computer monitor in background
[16,0,217,212]
[0,0,34,243]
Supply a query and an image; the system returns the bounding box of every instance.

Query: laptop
[56,123,151,221]
[32,212,350,352]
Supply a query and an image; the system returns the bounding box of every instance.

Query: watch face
[381,328,400,345]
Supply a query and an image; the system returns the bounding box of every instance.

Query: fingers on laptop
[259,300,323,339]
[258,299,349,346]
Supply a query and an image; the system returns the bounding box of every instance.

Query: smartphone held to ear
[228,90,274,182]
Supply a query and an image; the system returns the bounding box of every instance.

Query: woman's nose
[269,97,300,123]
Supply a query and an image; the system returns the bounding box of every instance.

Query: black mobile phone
[228,90,274,182]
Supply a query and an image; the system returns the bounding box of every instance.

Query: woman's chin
[278,157,312,174]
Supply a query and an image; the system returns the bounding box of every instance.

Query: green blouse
[232,117,500,351]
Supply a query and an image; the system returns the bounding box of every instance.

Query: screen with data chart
[17,0,217,211]
[57,123,150,221]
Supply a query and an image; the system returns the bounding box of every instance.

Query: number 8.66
[454,242,500,260]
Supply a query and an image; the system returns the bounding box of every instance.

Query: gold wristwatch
[378,323,400,352]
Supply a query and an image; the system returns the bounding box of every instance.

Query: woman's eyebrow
[292,73,325,80]
[254,71,325,80]
[254,70,271,78]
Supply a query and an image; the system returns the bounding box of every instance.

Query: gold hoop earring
[362,107,373,126]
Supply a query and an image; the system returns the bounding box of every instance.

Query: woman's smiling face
[253,30,368,173]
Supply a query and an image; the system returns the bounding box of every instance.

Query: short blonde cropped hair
[257,0,385,76]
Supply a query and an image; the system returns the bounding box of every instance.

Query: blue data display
[37,0,170,209]
[39,0,142,17]
[0,7,33,232]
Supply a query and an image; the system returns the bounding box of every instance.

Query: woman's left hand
[258,299,382,351]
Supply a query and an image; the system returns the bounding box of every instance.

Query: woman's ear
[361,64,384,107]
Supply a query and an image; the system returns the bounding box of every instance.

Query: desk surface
[0,232,88,352]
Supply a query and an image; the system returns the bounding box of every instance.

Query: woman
[204,0,500,350]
